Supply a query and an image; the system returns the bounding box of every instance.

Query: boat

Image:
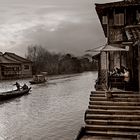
[0,87,31,100]
[29,74,47,84]
[29,80,46,84]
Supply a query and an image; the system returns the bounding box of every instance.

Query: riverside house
[95,0,140,91]
[75,1,140,139]
[0,52,32,80]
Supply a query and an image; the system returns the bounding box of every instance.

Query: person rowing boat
[13,82,21,91]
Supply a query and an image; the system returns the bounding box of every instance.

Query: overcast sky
[0,0,120,56]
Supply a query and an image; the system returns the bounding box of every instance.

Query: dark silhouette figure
[22,84,28,90]
[14,82,20,91]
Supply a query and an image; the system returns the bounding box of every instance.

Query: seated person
[22,84,28,90]
[124,68,130,83]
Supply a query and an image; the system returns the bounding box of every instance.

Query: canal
[0,72,97,140]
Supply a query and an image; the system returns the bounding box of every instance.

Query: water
[0,72,97,140]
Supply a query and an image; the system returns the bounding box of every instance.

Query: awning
[85,45,105,52]
[92,53,100,60]
[101,45,128,52]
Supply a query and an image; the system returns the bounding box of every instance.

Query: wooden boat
[0,87,31,100]
[29,80,46,84]
[29,74,47,84]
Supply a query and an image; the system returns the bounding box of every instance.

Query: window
[136,10,140,24]
[24,65,29,70]
[114,13,124,26]
[102,16,108,24]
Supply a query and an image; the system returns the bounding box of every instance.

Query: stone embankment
[81,91,140,140]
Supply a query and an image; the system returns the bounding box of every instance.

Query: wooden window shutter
[114,13,124,25]
[102,16,108,24]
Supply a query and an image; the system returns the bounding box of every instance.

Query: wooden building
[75,1,140,139]
[95,0,140,91]
[0,52,32,80]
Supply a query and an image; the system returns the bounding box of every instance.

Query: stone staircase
[84,91,140,139]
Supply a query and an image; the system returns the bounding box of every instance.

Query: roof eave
[95,1,140,10]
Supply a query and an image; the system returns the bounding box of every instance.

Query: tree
[26,45,98,75]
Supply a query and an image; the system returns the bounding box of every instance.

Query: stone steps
[91,91,105,94]
[85,124,140,132]
[83,91,140,139]
[85,119,140,126]
[80,135,136,140]
[90,94,140,98]
[89,101,140,106]
[86,114,140,121]
[85,130,137,139]
[90,97,140,102]
[91,91,138,94]
[88,105,140,110]
[86,108,140,115]
[90,94,105,97]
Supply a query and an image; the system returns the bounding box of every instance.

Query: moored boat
[29,80,46,84]
[29,74,47,84]
[0,87,31,100]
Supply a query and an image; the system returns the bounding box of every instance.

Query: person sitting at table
[123,68,130,90]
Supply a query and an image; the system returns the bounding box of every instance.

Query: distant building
[0,52,32,80]
[95,0,140,91]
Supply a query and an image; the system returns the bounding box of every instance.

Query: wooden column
[138,42,140,91]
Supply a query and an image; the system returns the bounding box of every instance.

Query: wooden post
[138,41,140,92]
[106,51,109,90]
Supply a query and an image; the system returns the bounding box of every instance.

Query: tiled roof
[95,0,140,10]
[0,55,20,64]
[125,25,140,41]
[4,52,32,63]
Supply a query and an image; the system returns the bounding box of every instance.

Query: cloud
[0,0,108,56]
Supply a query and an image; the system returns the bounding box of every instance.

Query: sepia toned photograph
[0,0,140,140]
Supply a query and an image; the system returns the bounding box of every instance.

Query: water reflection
[0,72,97,140]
